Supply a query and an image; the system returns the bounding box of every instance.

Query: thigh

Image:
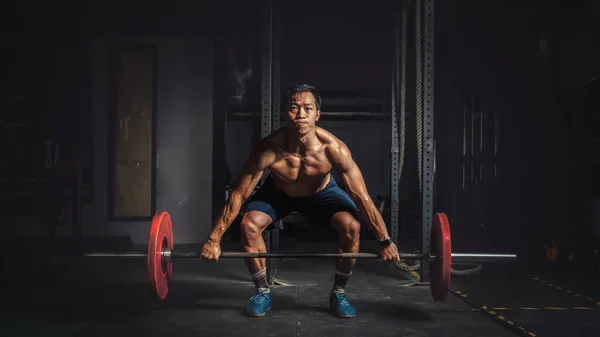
[330,211,361,233]
[240,210,275,232]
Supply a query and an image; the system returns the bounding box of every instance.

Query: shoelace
[250,293,268,303]
[335,293,350,306]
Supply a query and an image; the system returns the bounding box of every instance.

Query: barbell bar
[85,250,516,263]
[81,211,517,303]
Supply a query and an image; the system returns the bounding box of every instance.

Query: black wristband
[378,238,392,248]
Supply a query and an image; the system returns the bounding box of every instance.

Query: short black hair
[284,84,322,110]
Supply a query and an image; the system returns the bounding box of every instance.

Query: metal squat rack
[258,0,435,285]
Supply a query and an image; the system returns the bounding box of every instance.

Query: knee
[338,219,361,246]
[240,213,267,241]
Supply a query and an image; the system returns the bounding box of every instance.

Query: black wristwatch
[378,237,392,248]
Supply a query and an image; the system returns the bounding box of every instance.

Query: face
[286,92,321,135]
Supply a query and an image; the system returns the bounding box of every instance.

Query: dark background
[1,0,599,263]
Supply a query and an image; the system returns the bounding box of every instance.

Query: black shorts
[243,174,360,224]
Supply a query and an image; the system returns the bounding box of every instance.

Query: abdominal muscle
[269,160,332,197]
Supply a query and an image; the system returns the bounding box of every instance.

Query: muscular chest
[270,152,331,183]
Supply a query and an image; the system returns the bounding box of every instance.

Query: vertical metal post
[260,0,273,140]
[272,2,282,134]
[271,1,281,250]
[269,0,281,280]
[420,0,435,283]
[390,2,402,244]
[259,0,275,284]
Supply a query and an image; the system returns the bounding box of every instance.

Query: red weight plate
[430,213,452,301]
[147,211,174,300]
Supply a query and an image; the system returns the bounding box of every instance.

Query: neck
[287,127,318,153]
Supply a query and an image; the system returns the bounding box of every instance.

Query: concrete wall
[85,36,213,245]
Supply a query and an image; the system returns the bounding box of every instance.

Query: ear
[315,109,321,122]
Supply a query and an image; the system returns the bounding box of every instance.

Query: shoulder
[253,128,286,152]
[264,128,288,153]
[316,127,352,163]
[247,129,286,167]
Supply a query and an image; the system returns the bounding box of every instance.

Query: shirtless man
[201,84,400,318]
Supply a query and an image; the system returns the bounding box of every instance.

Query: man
[201,84,400,318]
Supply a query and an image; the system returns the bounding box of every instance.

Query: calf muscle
[240,212,273,275]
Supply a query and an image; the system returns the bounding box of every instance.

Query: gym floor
[2,242,599,337]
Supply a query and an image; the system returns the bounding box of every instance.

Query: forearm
[208,195,245,242]
[355,199,390,241]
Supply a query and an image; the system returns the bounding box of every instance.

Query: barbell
[83,211,517,302]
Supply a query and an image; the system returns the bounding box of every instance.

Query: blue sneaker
[329,292,356,318]
[245,290,272,317]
